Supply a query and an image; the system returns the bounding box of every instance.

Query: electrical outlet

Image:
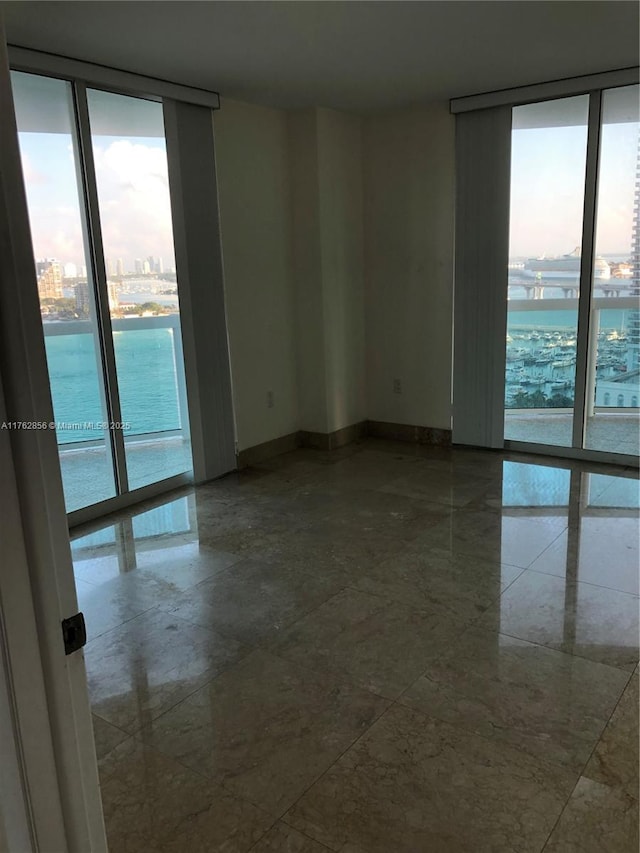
[266,390,274,408]
[393,378,402,395]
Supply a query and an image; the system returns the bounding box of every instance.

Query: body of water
[508,308,630,330]
[45,328,182,444]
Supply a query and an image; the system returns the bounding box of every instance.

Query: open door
[0,15,107,852]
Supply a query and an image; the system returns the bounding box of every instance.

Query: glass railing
[504,294,640,452]
[44,314,188,443]
[43,314,192,511]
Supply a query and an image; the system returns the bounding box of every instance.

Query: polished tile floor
[71,440,640,853]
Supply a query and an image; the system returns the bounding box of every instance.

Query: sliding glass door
[11,71,194,513]
[504,84,639,460]
[505,95,589,447]
[86,88,192,491]
[585,85,639,454]
[11,72,118,511]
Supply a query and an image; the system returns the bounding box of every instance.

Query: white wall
[214,98,299,450]
[363,104,455,431]
[317,108,366,432]
[289,106,366,435]
[215,98,455,453]
[288,109,328,433]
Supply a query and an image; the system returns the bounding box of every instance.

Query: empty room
[0,2,638,852]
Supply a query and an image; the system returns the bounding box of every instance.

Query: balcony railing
[505,294,639,453]
[43,313,189,450]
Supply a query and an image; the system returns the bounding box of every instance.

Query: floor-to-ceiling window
[505,95,589,448]
[86,88,192,491]
[504,84,639,459]
[585,85,639,454]
[11,71,194,513]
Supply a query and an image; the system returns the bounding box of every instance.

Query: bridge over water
[507,278,637,300]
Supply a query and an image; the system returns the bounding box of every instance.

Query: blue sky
[510,121,638,258]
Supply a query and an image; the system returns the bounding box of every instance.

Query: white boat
[522,247,611,281]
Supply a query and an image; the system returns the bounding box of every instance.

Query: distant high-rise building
[134,258,143,274]
[35,258,63,300]
[106,257,115,276]
[63,262,78,278]
[76,281,117,315]
[157,256,164,274]
[147,255,155,274]
[107,282,119,312]
[116,258,124,276]
[627,136,640,372]
[143,259,151,274]
[74,281,90,316]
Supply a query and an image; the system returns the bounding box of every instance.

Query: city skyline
[35,254,176,281]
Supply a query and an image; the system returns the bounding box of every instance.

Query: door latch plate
[61,612,87,655]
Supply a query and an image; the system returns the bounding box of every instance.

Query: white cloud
[93,140,175,267]
[25,204,83,264]
[20,151,47,186]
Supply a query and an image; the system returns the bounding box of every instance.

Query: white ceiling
[2,1,639,112]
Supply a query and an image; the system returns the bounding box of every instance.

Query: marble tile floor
[71,440,640,852]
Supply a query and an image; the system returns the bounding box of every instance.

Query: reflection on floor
[71,440,640,853]
[505,411,639,455]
